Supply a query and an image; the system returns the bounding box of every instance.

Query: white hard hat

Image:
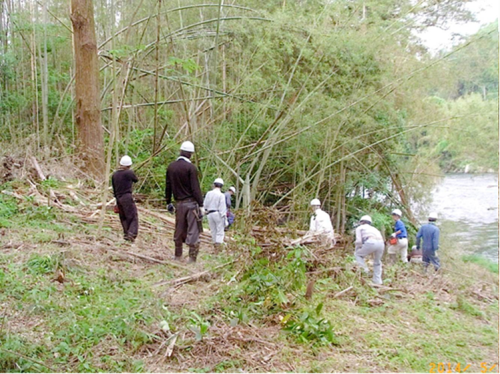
[180,141,195,152]
[392,209,402,217]
[428,212,438,220]
[214,178,224,185]
[119,155,132,166]
[310,198,321,206]
[360,215,372,223]
[229,186,236,193]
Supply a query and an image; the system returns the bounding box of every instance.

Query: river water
[429,173,498,262]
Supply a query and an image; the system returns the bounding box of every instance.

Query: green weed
[26,253,59,275]
[462,254,499,274]
[40,177,64,192]
[453,295,485,318]
[188,312,211,341]
[282,303,339,346]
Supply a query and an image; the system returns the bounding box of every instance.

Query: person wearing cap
[203,178,227,252]
[224,186,236,229]
[354,215,384,284]
[308,199,335,246]
[112,156,139,242]
[165,141,204,263]
[387,208,408,263]
[416,212,441,271]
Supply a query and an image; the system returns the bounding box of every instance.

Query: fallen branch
[137,206,212,239]
[306,266,343,275]
[165,334,178,358]
[333,286,353,299]
[30,157,46,181]
[1,190,24,199]
[154,261,233,287]
[98,244,193,272]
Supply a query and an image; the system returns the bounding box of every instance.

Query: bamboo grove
[0,0,498,231]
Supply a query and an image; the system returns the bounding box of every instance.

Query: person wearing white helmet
[224,186,236,229]
[203,178,228,252]
[354,215,384,284]
[416,212,441,271]
[307,199,335,246]
[387,208,409,264]
[165,141,204,263]
[112,156,139,242]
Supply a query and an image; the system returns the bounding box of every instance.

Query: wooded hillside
[0,0,498,228]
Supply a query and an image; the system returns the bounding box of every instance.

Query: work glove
[167,203,175,213]
[199,207,205,217]
[224,216,229,227]
[390,233,396,238]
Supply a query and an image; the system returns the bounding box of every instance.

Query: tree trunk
[70,0,104,180]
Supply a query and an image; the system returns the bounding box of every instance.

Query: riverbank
[0,179,498,372]
[430,173,498,263]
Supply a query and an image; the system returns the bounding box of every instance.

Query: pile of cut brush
[0,156,214,247]
[243,201,349,264]
[0,155,350,265]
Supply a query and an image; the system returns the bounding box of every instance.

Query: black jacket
[165,158,203,206]
[112,169,138,198]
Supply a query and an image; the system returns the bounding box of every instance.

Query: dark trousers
[227,211,235,226]
[174,200,200,256]
[117,193,138,240]
[423,249,440,270]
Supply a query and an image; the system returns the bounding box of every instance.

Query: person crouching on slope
[112,155,139,242]
[204,178,227,253]
[354,215,384,285]
[308,199,335,246]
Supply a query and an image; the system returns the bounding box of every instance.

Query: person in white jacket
[308,199,335,246]
[355,215,384,285]
[203,178,227,252]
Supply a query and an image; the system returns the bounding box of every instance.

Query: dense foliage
[0,0,497,230]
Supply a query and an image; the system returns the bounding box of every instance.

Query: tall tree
[70,0,104,180]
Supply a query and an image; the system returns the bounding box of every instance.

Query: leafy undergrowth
[0,180,498,372]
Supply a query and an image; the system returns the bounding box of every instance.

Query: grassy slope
[0,182,498,373]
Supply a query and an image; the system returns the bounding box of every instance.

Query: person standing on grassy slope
[354,215,385,285]
[224,186,236,229]
[204,178,227,253]
[416,212,441,271]
[165,141,204,264]
[387,209,409,263]
[112,156,139,243]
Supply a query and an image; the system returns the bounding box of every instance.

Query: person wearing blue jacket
[387,209,408,263]
[416,212,441,271]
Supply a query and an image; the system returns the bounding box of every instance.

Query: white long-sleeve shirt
[309,209,334,240]
[355,223,383,250]
[203,188,227,218]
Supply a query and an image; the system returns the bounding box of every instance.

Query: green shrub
[26,254,58,275]
[282,303,339,346]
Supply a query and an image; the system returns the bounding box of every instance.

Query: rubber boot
[213,243,221,254]
[171,243,183,261]
[187,243,200,264]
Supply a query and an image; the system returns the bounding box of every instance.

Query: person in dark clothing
[416,212,441,271]
[112,155,139,242]
[224,186,236,229]
[165,141,204,263]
